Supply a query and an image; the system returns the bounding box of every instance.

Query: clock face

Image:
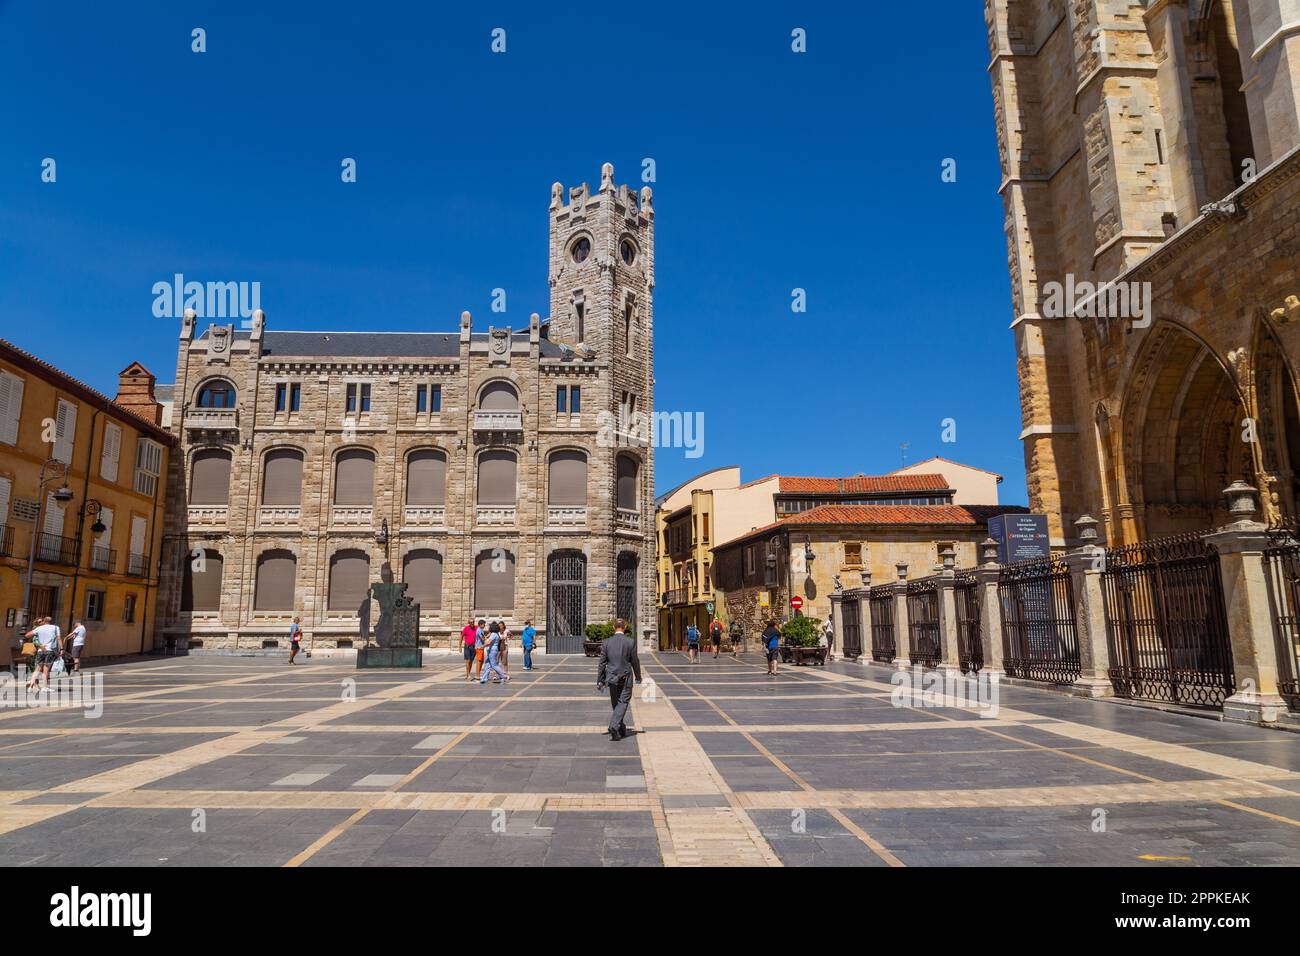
[620,239,636,265]
[571,237,591,263]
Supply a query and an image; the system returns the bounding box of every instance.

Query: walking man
[474,618,487,680]
[479,621,510,684]
[25,616,62,692]
[67,618,87,673]
[522,619,537,671]
[462,617,479,680]
[710,618,723,659]
[763,619,782,677]
[287,616,303,664]
[596,619,641,741]
[685,621,700,663]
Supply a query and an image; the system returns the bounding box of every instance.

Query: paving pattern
[0,651,1298,866]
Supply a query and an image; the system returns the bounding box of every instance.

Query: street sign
[706,602,715,613]
[790,596,804,610]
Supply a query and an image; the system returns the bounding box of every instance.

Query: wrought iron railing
[88,545,117,573]
[126,552,149,577]
[841,594,862,660]
[868,586,896,663]
[0,524,13,558]
[906,576,941,666]
[998,556,1080,683]
[1264,526,1300,711]
[37,533,79,566]
[1101,532,1234,709]
[954,570,983,674]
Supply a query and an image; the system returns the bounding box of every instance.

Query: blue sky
[0,1,1025,505]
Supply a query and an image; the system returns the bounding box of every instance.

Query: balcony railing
[473,409,523,432]
[475,505,517,528]
[88,546,117,573]
[330,505,374,529]
[126,552,149,577]
[616,508,641,531]
[546,505,587,529]
[188,505,229,527]
[37,533,78,566]
[403,505,447,528]
[663,588,691,606]
[0,524,12,558]
[258,505,301,527]
[185,407,239,433]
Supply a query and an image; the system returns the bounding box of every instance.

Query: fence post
[1065,515,1114,698]
[1206,481,1290,724]
[976,537,1005,677]
[893,561,911,669]
[936,545,962,673]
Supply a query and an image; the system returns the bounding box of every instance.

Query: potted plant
[583,620,615,657]
[780,616,826,665]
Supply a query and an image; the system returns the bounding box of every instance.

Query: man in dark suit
[596,619,642,741]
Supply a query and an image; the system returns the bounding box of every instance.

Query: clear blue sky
[0,0,1026,505]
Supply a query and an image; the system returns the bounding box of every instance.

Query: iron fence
[906,576,941,666]
[1264,527,1300,711]
[954,570,983,674]
[37,533,79,566]
[841,595,862,660]
[998,557,1080,683]
[1101,532,1234,709]
[868,586,896,663]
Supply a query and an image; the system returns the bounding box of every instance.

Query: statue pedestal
[356,579,422,669]
[357,646,423,668]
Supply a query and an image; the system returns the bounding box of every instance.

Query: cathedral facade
[157,164,656,652]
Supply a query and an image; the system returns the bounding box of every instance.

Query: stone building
[987,0,1300,546]
[156,164,656,653]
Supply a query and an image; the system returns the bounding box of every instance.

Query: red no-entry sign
[790,596,804,610]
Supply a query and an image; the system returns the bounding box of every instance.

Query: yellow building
[0,340,174,665]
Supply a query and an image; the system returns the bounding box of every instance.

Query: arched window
[334,449,375,505]
[254,550,297,612]
[262,448,304,506]
[474,548,515,610]
[329,549,370,612]
[616,455,639,510]
[406,449,447,506]
[403,549,442,610]
[190,449,232,505]
[477,450,517,505]
[478,380,519,410]
[181,548,223,612]
[548,450,587,506]
[196,380,236,408]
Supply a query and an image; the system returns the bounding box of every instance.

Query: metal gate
[954,571,983,674]
[998,557,1080,683]
[1102,532,1234,709]
[616,553,638,636]
[841,595,862,660]
[546,551,587,654]
[869,587,896,663]
[1264,528,1300,711]
[906,576,941,666]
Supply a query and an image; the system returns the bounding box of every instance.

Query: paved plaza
[0,652,1298,866]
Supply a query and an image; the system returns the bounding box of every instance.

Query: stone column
[935,545,962,674]
[892,561,911,669]
[975,537,1005,677]
[854,568,872,663]
[1065,515,1114,699]
[1206,482,1291,725]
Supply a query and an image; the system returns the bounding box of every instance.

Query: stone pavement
[0,651,1298,866]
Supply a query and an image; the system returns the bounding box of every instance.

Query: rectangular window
[346,383,357,413]
[290,383,301,412]
[702,514,709,542]
[556,386,567,413]
[844,542,863,567]
[360,383,371,413]
[430,384,441,412]
[417,384,427,413]
[123,593,137,624]
[134,439,162,497]
[86,589,105,622]
[275,383,287,412]
[576,302,585,342]
[571,386,581,413]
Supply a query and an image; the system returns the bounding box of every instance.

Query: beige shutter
[184,549,224,612]
[100,422,121,482]
[479,381,519,410]
[406,450,447,505]
[0,372,24,445]
[402,549,442,610]
[616,455,638,510]
[334,449,375,505]
[53,399,77,464]
[95,506,114,551]
[476,450,517,505]
[190,449,232,505]
[129,516,146,556]
[328,549,370,611]
[474,549,515,610]
[43,493,65,537]
[255,550,297,611]
[262,449,304,505]
[548,450,587,505]
[0,476,10,525]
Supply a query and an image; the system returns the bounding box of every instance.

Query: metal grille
[546,551,586,654]
[998,557,1080,683]
[1102,533,1234,709]
[617,553,638,636]
[1265,528,1300,711]
[841,597,862,660]
[869,587,896,663]
[954,571,983,674]
[906,576,941,666]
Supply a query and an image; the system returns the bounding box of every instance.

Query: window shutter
[96,506,114,550]
[129,516,146,556]
[479,381,519,410]
[262,449,304,505]
[255,550,297,611]
[101,422,121,482]
[474,549,515,610]
[402,549,442,610]
[53,399,76,464]
[406,450,447,506]
[334,450,375,505]
[548,451,587,505]
[0,372,22,445]
[183,549,224,612]
[43,493,65,537]
[616,456,638,510]
[328,550,370,611]
[0,476,11,525]
[476,451,517,505]
[190,449,232,505]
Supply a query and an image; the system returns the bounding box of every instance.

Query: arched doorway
[546,550,587,654]
[1250,320,1300,520]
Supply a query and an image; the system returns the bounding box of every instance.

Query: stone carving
[1270,295,1300,324]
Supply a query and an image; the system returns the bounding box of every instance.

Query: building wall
[892,459,1001,505]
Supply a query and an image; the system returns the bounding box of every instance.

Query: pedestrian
[710,619,723,659]
[474,618,487,680]
[522,619,537,671]
[685,621,700,663]
[595,618,641,741]
[729,620,744,656]
[67,618,87,673]
[461,617,479,680]
[763,619,781,677]
[25,616,62,693]
[287,616,303,664]
[479,621,510,684]
[497,619,510,675]
[822,618,835,663]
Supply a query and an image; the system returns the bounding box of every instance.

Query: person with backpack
[685,622,700,663]
[709,619,723,659]
[521,619,537,671]
[287,617,303,665]
[763,619,782,677]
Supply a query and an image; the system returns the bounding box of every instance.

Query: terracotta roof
[777,473,950,494]
[715,504,1028,549]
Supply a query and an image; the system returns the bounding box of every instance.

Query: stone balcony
[188,505,229,528]
[475,505,517,528]
[184,407,239,436]
[546,505,587,530]
[257,505,301,528]
[330,505,374,529]
[403,505,447,529]
[473,409,523,432]
[616,508,641,531]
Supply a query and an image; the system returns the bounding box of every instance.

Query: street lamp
[375,518,390,557]
[20,460,71,631]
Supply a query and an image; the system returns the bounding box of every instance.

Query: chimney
[114,362,161,426]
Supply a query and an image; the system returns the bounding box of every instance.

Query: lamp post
[21,460,73,631]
